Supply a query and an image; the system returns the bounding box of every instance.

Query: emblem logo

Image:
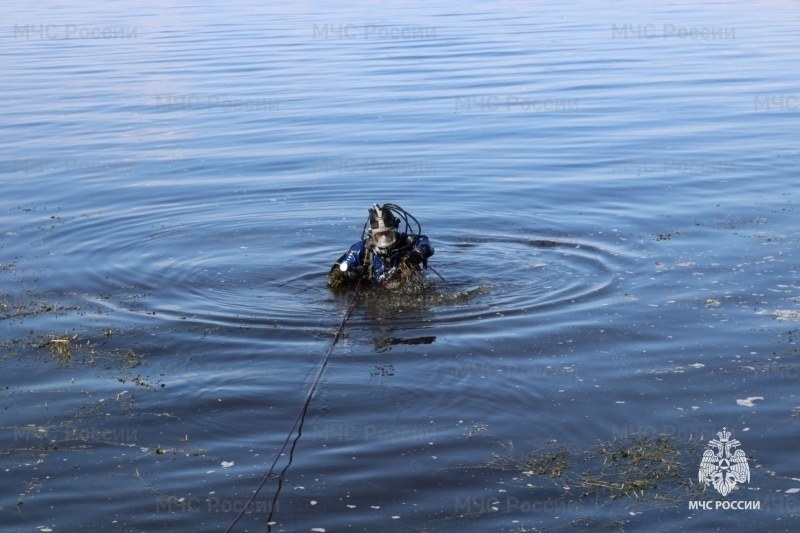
[698,428,750,496]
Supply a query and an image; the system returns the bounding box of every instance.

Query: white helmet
[368,204,398,249]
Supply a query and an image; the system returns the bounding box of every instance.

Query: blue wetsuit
[332,233,434,284]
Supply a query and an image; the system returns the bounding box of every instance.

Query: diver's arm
[332,241,366,282]
[411,235,433,258]
[407,235,434,267]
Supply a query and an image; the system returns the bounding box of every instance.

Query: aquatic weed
[488,435,704,505]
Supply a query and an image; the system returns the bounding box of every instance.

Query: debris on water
[370,364,395,376]
[736,397,764,407]
[465,423,488,439]
[221,461,234,468]
[487,434,702,505]
[772,309,800,321]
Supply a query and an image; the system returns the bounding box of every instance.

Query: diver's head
[368,204,399,250]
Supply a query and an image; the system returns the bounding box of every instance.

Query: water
[1,0,799,531]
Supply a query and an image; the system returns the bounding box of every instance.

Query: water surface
[1,0,799,531]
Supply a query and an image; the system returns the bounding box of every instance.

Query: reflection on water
[371,336,436,353]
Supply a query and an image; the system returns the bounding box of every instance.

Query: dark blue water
[2,1,799,531]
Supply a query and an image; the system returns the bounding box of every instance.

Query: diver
[329,203,434,288]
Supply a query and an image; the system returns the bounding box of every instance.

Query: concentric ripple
[340,233,622,328]
[7,193,623,337]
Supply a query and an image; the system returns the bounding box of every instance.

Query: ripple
[8,188,623,341]
[67,220,622,342]
[327,233,622,330]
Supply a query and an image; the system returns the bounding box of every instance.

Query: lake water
[2,1,799,531]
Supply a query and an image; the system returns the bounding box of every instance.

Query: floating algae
[486,435,705,506]
[327,261,426,291]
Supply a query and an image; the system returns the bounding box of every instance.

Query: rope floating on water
[427,264,447,284]
[225,277,362,532]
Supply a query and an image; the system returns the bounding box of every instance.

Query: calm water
[2,1,799,531]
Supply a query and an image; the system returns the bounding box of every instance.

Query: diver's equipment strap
[363,241,374,280]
